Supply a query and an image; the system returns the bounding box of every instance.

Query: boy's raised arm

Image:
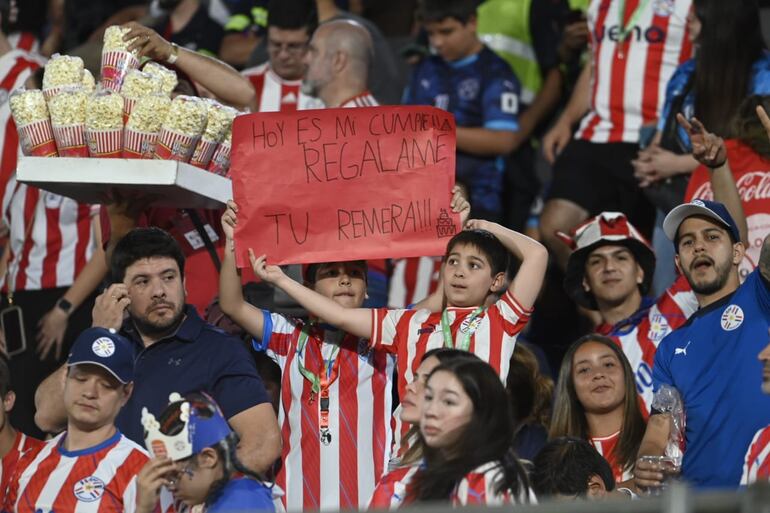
[465,220,548,310]
[219,202,265,339]
[250,252,373,339]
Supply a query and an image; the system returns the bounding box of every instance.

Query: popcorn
[190,101,237,168]
[102,25,138,54]
[81,69,96,93]
[101,25,140,92]
[154,95,207,161]
[207,125,233,175]
[85,89,123,130]
[10,88,58,157]
[143,62,178,96]
[9,89,49,125]
[48,88,87,126]
[126,94,171,132]
[42,54,85,99]
[121,70,162,99]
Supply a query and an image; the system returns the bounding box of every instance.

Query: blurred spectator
[633,0,770,212]
[242,0,318,111]
[540,0,693,270]
[2,0,64,56]
[550,334,646,486]
[506,343,553,461]
[219,0,269,67]
[150,0,224,56]
[741,329,770,484]
[531,437,623,500]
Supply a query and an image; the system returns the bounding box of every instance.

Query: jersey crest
[73,476,105,502]
[721,304,745,331]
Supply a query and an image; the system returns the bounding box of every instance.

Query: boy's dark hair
[268,0,317,35]
[531,437,615,498]
[444,229,509,276]
[417,0,478,24]
[0,355,10,397]
[304,260,368,285]
[110,228,186,283]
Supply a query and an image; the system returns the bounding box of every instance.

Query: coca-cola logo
[690,170,770,203]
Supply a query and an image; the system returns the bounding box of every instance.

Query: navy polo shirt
[115,305,270,445]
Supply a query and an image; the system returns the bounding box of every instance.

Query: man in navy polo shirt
[635,200,770,489]
[34,228,281,474]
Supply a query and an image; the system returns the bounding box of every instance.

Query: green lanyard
[296,324,341,399]
[441,307,485,351]
[616,0,652,42]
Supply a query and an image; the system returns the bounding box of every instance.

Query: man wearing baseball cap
[3,327,149,513]
[559,212,698,412]
[635,200,770,489]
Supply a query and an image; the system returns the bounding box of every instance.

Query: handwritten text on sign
[230,106,457,265]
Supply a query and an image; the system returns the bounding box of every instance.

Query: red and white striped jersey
[371,291,531,445]
[388,256,442,309]
[368,462,421,510]
[450,462,536,506]
[7,33,40,54]
[1,431,44,499]
[597,275,697,412]
[0,49,45,193]
[1,176,97,292]
[242,62,319,112]
[590,431,633,483]
[741,425,770,485]
[262,313,396,511]
[4,431,149,513]
[575,0,692,143]
[340,91,378,108]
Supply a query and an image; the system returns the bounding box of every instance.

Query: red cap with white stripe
[558,212,656,310]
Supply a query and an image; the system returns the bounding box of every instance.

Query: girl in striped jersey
[550,334,647,486]
[370,349,479,510]
[405,358,535,505]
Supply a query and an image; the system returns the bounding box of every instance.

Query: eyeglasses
[268,40,308,55]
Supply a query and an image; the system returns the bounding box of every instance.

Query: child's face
[441,243,503,307]
[424,16,479,62]
[312,262,367,308]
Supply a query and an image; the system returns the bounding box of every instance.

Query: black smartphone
[1,306,26,357]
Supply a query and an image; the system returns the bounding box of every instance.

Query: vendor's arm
[123,22,256,109]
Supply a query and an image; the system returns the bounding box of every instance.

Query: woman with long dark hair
[633,0,770,191]
[405,358,535,505]
[549,334,646,486]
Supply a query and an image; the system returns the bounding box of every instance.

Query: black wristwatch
[56,298,73,314]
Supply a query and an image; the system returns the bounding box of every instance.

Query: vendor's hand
[122,22,174,62]
[677,114,726,168]
[543,120,573,164]
[450,186,471,227]
[248,251,287,285]
[221,200,239,241]
[36,307,69,361]
[136,457,178,513]
[92,284,131,331]
[632,146,685,187]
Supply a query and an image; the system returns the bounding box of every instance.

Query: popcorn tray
[17,157,231,209]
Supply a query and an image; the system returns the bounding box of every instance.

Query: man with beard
[634,200,770,489]
[33,228,282,475]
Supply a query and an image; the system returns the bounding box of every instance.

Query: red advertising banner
[230,106,458,266]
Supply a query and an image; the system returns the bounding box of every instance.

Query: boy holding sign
[218,189,469,511]
[246,214,547,467]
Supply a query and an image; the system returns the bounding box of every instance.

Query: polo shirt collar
[122,304,204,348]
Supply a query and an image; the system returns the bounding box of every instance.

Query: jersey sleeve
[487,291,533,336]
[740,425,770,486]
[451,466,507,506]
[252,311,298,359]
[209,336,271,417]
[370,308,408,354]
[481,62,520,132]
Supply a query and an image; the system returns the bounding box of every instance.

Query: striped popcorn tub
[49,88,88,157]
[85,88,124,158]
[9,89,58,157]
[86,127,123,158]
[101,50,140,92]
[153,127,200,162]
[153,95,207,162]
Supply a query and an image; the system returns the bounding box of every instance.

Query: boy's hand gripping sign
[230,106,459,266]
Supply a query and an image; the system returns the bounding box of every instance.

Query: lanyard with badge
[296,323,341,446]
[440,306,484,351]
[615,0,652,59]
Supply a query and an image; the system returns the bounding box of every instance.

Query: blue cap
[188,394,232,455]
[68,327,135,384]
[663,199,741,248]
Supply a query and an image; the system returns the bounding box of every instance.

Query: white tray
[17,157,232,209]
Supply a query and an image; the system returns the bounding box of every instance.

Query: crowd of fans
[0,0,770,511]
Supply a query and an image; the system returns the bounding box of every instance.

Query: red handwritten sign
[230,106,458,266]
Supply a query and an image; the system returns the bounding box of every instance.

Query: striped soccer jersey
[388,256,442,309]
[369,463,421,510]
[242,62,319,112]
[575,0,692,143]
[597,275,697,412]
[261,314,395,511]
[590,431,634,483]
[450,462,536,506]
[1,431,44,498]
[4,431,148,513]
[741,424,770,485]
[1,176,97,291]
[371,291,531,448]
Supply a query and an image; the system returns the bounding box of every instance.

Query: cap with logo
[662,199,741,248]
[558,212,656,310]
[142,391,232,461]
[67,327,135,384]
